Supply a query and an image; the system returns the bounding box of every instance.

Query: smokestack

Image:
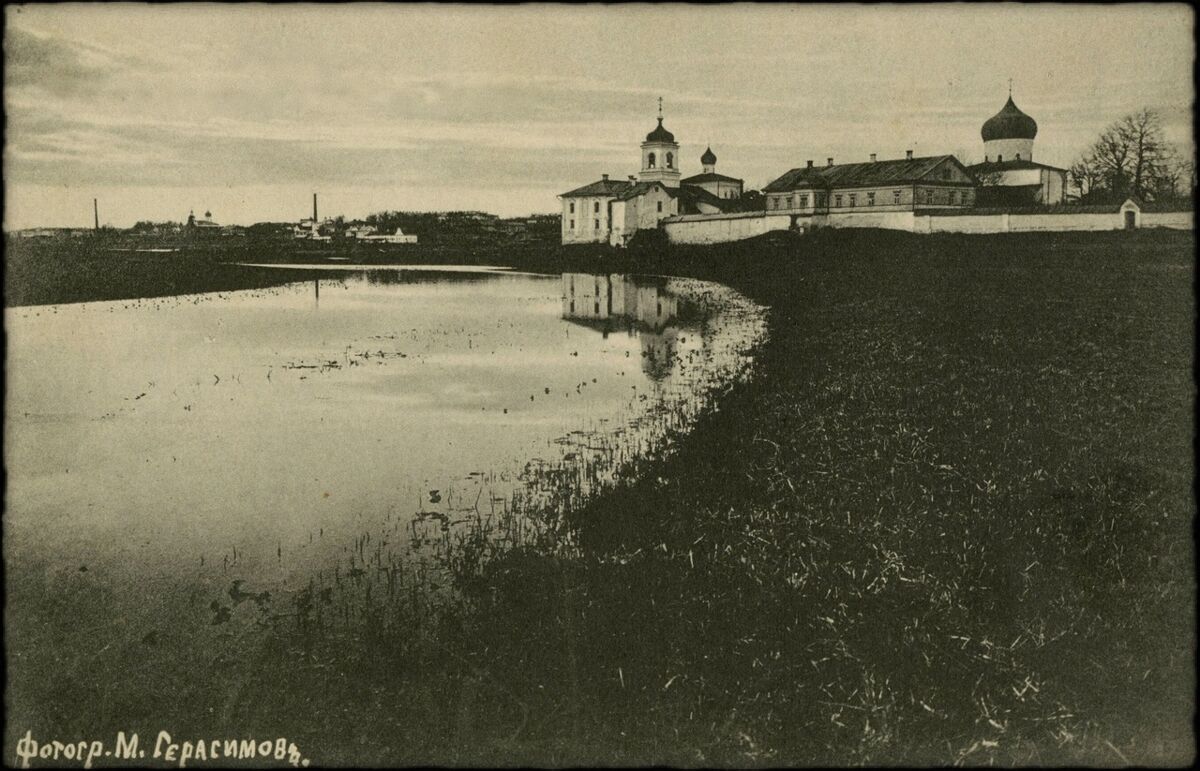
[93,198,99,232]
[313,193,318,222]
[806,160,813,169]
[870,153,877,163]
[906,149,913,160]
[827,157,834,167]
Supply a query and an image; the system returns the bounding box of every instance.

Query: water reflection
[562,273,682,381]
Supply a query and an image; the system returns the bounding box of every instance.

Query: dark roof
[676,185,736,213]
[681,172,743,185]
[981,96,1038,141]
[967,158,1066,173]
[644,118,675,144]
[700,146,717,165]
[614,181,667,201]
[560,178,633,198]
[763,155,968,193]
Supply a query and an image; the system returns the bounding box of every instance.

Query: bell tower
[639,97,681,187]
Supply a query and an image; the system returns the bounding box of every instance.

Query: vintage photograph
[4,3,1195,767]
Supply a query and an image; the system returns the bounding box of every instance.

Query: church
[966,90,1068,206]
[559,102,744,246]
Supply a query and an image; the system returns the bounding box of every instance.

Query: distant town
[10,198,562,248]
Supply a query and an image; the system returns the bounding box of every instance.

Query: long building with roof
[558,103,744,246]
[762,151,978,218]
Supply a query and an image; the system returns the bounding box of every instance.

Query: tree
[1070,108,1187,203]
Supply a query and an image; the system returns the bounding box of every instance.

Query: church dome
[645,118,675,143]
[981,96,1038,141]
[700,146,717,165]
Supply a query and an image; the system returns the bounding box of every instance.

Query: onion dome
[645,117,675,143]
[700,146,717,165]
[981,96,1038,141]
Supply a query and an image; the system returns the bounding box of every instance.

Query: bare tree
[1072,108,1182,202]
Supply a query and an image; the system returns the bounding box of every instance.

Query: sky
[4,3,1194,229]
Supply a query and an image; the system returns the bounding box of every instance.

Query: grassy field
[4,228,1194,765]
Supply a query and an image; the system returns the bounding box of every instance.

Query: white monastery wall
[663,213,792,244]
[1140,211,1193,230]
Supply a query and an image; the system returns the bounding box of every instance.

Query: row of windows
[984,153,1022,162]
[770,188,968,210]
[566,219,604,231]
[568,201,604,214]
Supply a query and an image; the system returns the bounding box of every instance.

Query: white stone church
[558,105,744,246]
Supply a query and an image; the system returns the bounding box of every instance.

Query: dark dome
[645,118,675,143]
[700,146,717,165]
[981,96,1037,141]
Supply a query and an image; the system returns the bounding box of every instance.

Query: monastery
[558,93,1154,245]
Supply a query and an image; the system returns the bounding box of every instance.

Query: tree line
[1070,108,1193,205]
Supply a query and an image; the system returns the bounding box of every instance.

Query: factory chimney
[313,193,318,222]
[93,198,99,232]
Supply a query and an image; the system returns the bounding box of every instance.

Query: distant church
[966,89,1068,206]
[558,100,744,246]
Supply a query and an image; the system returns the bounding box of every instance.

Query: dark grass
[4,228,1195,765]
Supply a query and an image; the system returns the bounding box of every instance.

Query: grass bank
[5,229,1195,765]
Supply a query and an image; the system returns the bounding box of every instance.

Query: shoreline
[4,228,1195,764]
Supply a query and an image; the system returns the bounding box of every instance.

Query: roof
[560,178,633,198]
[763,155,970,193]
[981,96,1038,141]
[700,146,717,165]
[644,118,675,144]
[676,185,737,213]
[967,159,1067,173]
[681,172,743,185]
[615,181,668,201]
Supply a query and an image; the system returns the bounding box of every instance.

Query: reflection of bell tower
[640,97,681,188]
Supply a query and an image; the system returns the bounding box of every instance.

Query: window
[594,219,600,230]
[835,194,843,207]
[657,201,663,213]
[666,152,674,169]
[817,194,826,207]
[893,190,901,205]
[1015,153,1021,160]
[569,202,575,214]
[867,192,875,206]
[787,196,794,208]
[648,152,656,169]
[593,201,600,213]
[569,219,575,230]
[849,194,856,207]
[997,154,1003,162]
[799,194,808,208]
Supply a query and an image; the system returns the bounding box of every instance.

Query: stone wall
[663,212,793,244]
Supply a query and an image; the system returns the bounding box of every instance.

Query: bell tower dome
[639,98,681,187]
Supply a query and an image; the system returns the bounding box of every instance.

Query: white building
[558,104,742,247]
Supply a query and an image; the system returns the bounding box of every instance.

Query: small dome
[645,117,675,143]
[700,146,717,165]
[981,96,1037,141]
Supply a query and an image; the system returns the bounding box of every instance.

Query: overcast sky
[4,3,1194,228]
